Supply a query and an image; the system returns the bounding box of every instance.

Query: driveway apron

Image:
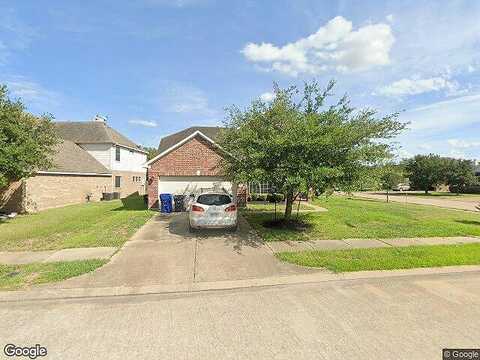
[48,213,314,289]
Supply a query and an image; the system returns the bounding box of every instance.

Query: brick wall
[111,170,146,198]
[147,136,225,208]
[24,174,112,212]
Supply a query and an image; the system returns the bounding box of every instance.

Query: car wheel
[229,224,238,232]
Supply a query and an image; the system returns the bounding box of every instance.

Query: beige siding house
[1,117,147,213]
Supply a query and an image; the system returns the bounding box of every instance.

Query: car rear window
[197,194,232,206]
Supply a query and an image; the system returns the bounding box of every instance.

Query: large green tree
[444,158,477,194]
[0,85,60,191]
[218,81,406,220]
[404,154,446,194]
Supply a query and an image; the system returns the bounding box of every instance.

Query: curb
[1,265,480,303]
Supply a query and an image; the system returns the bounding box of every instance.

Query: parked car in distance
[393,183,410,191]
[188,191,238,232]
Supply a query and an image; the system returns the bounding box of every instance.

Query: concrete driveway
[50,213,314,289]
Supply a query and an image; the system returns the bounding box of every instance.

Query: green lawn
[0,259,107,290]
[244,196,480,242]
[277,243,480,272]
[0,195,154,251]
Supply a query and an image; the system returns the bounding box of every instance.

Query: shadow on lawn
[455,219,480,226]
[113,193,148,211]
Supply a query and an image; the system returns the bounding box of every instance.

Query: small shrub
[267,193,284,202]
[257,194,267,202]
[449,184,480,194]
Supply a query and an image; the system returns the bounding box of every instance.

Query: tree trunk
[386,189,389,203]
[284,193,294,221]
[424,189,429,194]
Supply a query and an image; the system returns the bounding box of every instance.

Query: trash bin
[173,195,186,212]
[159,193,173,213]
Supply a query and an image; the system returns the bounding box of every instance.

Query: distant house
[0,117,147,213]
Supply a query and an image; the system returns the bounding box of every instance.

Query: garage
[157,176,234,196]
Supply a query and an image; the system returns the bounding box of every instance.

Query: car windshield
[197,194,231,206]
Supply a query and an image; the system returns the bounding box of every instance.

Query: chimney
[93,114,107,124]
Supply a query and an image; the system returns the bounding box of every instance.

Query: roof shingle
[55,121,141,150]
[42,140,111,174]
[158,126,225,153]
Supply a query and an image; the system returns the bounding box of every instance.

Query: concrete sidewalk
[0,247,117,265]
[267,236,480,253]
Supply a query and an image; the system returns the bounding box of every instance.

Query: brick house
[146,126,238,209]
[0,117,147,213]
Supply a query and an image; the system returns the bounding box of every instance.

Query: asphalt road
[1,271,479,359]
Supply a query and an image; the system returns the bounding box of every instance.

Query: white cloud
[386,14,394,23]
[395,149,413,160]
[449,149,467,159]
[260,92,275,102]
[4,77,61,110]
[162,84,217,116]
[128,119,158,128]
[447,139,480,149]
[403,93,480,131]
[379,76,458,97]
[242,16,394,76]
[418,144,432,150]
[0,9,36,53]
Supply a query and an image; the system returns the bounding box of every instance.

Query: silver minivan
[188,191,238,232]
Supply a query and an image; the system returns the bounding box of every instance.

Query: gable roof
[55,121,144,151]
[40,140,111,175]
[158,126,225,153]
[147,126,226,166]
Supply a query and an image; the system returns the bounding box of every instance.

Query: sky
[0,0,479,160]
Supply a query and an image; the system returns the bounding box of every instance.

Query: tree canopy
[141,146,160,161]
[405,154,477,194]
[218,80,406,220]
[0,85,60,190]
[444,158,477,193]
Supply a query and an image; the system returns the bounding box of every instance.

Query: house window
[115,176,121,188]
[248,182,271,194]
[115,146,121,161]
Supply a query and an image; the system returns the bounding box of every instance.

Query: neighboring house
[146,126,236,209]
[0,117,147,213]
[475,164,480,177]
[56,117,147,197]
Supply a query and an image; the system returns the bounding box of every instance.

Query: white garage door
[158,176,234,196]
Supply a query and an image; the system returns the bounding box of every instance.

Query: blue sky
[1,0,479,160]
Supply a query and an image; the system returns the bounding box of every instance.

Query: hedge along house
[146,126,242,209]
[0,117,147,213]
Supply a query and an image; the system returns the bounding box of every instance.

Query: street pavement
[1,270,479,359]
[355,191,479,212]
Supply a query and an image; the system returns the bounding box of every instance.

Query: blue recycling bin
[159,193,173,213]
